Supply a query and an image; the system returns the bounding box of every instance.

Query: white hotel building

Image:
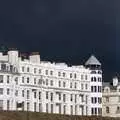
[0,49,102,116]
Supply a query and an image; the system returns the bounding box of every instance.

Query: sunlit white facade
[0,49,102,116]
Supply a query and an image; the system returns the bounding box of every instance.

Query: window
[34,78,36,84]
[95,108,97,115]
[27,77,29,83]
[45,70,48,75]
[46,79,48,86]
[63,72,65,77]
[81,84,84,90]
[98,97,102,104]
[38,79,42,85]
[50,71,53,75]
[59,93,61,100]
[70,94,73,101]
[63,82,66,88]
[70,82,72,88]
[46,92,48,99]
[74,73,77,79]
[1,64,6,71]
[34,68,37,74]
[106,97,109,102]
[71,105,73,115]
[63,105,66,114]
[91,108,94,115]
[22,67,24,72]
[117,106,120,113]
[85,84,88,90]
[75,94,77,103]
[22,77,24,83]
[85,75,87,80]
[39,103,42,112]
[46,103,48,113]
[91,77,94,81]
[7,75,10,83]
[27,67,29,72]
[81,95,84,102]
[70,73,72,78]
[0,100,3,110]
[91,86,93,92]
[0,75,3,83]
[51,104,53,113]
[81,75,83,80]
[50,93,53,101]
[106,107,110,113]
[94,77,96,82]
[34,102,36,112]
[27,102,30,111]
[91,97,94,103]
[74,82,77,89]
[94,86,97,92]
[15,90,18,96]
[58,72,61,77]
[7,100,10,110]
[63,94,66,102]
[59,81,61,87]
[98,108,102,115]
[7,88,10,95]
[27,90,30,99]
[94,97,97,103]
[39,92,41,100]
[98,86,102,92]
[15,77,18,85]
[39,69,41,74]
[50,80,53,86]
[105,88,109,92]
[34,92,37,98]
[0,88,3,95]
[22,90,24,97]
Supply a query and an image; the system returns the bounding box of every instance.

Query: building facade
[0,49,102,116]
[103,77,120,117]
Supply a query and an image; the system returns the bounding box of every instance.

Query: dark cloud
[0,0,119,81]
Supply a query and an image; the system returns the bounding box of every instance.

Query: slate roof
[85,55,101,66]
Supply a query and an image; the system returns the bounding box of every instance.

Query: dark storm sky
[0,0,119,81]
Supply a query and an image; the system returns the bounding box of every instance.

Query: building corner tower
[85,55,102,116]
